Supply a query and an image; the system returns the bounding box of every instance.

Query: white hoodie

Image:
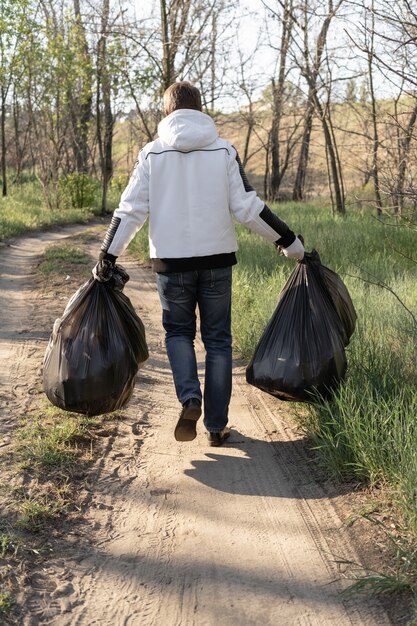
[105,109,291,263]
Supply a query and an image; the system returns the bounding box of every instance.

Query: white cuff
[282,237,305,260]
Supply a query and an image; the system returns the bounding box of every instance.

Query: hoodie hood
[157,109,218,151]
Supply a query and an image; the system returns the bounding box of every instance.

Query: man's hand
[280,235,305,261]
[92,258,115,282]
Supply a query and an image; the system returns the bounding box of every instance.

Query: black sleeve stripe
[101,216,121,253]
[233,148,254,192]
[274,229,296,248]
[259,204,291,239]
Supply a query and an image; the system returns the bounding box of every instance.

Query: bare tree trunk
[314,93,345,214]
[13,88,24,184]
[72,0,92,174]
[292,95,314,200]
[1,86,7,197]
[264,132,271,199]
[160,0,192,91]
[97,0,113,214]
[269,0,293,200]
[242,105,254,168]
[160,0,173,90]
[369,55,382,214]
[210,12,217,111]
[102,97,113,213]
[367,1,382,214]
[394,100,417,215]
[269,79,280,200]
[13,92,21,183]
[234,44,260,169]
[292,0,318,202]
[292,0,345,203]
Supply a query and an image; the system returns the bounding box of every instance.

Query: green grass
[12,409,98,532]
[16,403,104,474]
[0,592,14,615]
[38,244,91,275]
[0,179,120,240]
[17,416,89,471]
[128,220,149,262]
[17,493,69,532]
[0,532,19,558]
[340,513,417,598]
[228,201,417,599]
[231,202,417,472]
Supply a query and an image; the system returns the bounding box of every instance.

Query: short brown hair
[163,81,202,116]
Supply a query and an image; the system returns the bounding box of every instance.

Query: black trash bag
[321,265,357,346]
[246,250,356,402]
[43,265,149,416]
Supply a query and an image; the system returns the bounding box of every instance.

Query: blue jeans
[156,267,232,433]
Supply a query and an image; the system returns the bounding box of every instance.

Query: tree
[21,0,97,208]
[27,0,73,208]
[0,0,28,196]
[345,78,357,103]
[365,0,383,213]
[268,0,294,200]
[70,0,93,174]
[113,0,234,148]
[292,0,347,213]
[96,0,114,214]
[357,0,417,215]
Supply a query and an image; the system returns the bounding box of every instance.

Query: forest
[1,0,417,219]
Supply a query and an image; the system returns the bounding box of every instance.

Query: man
[94,81,304,446]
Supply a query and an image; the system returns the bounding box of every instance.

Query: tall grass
[232,205,417,604]
[232,203,417,536]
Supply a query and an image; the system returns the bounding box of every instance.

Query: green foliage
[16,403,109,476]
[58,174,100,209]
[0,180,100,240]
[128,221,150,262]
[110,174,130,194]
[18,494,68,532]
[0,0,30,87]
[0,532,18,558]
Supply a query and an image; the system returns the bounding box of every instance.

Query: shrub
[110,174,129,194]
[59,173,100,209]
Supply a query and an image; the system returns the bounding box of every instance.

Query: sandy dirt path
[0,226,392,625]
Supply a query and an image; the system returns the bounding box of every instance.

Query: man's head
[163,81,202,116]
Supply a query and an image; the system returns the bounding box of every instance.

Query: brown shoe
[174,398,202,442]
[207,427,231,447]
